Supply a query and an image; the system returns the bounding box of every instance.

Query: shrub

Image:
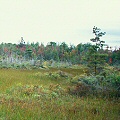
[69,82,92,96]
[69,69,120,98]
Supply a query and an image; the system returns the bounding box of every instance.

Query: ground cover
[0,67,120,120]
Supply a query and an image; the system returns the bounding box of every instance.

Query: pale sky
[0,0,120,48]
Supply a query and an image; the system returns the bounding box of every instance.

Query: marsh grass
[0,68,120,120]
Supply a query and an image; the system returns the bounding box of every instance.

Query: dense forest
[0,37,120,67]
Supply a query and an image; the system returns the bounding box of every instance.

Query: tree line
[0,40,119,64]
[0,28,120,67]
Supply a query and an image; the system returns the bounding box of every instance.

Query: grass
[0,68,120,120]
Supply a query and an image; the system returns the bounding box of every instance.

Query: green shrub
[69,70,120,98]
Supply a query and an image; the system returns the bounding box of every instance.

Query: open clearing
[0,68,120,120]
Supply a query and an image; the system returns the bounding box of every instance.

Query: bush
[69,70,120,98]
[69,82,92,96]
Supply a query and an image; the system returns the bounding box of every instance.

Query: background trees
[0,33,119,67]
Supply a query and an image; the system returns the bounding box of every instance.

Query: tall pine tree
[87,26,107,75]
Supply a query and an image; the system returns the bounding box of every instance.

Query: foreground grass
[0,68,120,120]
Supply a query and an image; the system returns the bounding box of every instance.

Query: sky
[0,0,120,49]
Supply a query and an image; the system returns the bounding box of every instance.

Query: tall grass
[0,68,120,120]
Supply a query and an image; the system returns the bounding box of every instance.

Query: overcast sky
[0,0,120,48]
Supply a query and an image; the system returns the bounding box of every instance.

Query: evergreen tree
[87,26,107,75]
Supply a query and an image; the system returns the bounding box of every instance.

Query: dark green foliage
[19,37,25,48]
[69,66,120,98]
[91,26,106,49]
[111,49,120,64]
[86,26,107,75]
[25,49,32,60]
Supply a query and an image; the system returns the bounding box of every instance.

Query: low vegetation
[0,66,120,120]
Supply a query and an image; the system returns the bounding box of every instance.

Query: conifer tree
[87,26,107,75]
